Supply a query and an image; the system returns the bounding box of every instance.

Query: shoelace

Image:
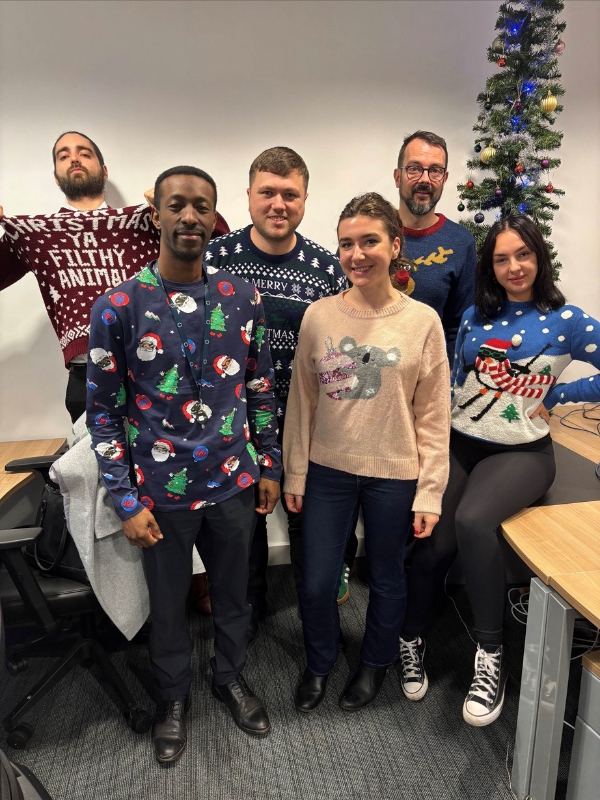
[468,647,501,704]
[400,639,422,681]
[227,676,252,704]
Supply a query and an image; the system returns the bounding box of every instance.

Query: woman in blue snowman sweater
[398,215,600,726]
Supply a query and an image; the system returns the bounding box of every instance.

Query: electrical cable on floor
[505,739,533,800]
[556,403,600,479]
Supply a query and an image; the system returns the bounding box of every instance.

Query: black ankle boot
[295,667,328,713]
[153,695,190,763]
[339,663,388,711]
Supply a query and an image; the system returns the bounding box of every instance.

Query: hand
[122,507,163,548]
[144,188,155,207]
[530,402,551,424]
[255,478,281,515]
[413,511,439,539]
[284,493,303,513]
[0,205,4,219]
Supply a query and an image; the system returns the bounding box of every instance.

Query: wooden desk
[0,439,67,505]
[504,406,600,800]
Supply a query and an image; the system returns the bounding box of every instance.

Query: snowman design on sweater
[452,303,600,445]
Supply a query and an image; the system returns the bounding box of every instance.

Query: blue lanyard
[152,261,212,426]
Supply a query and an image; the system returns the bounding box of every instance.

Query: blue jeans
[300,462,417,675]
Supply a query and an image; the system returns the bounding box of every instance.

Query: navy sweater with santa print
[451,301,600,445]
[87,261,282,521]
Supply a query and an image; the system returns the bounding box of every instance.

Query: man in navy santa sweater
[87,165,280,762]
[0,131,229,422]
[393,130,476,361]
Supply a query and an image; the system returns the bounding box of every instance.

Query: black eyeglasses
[401,165,446,182]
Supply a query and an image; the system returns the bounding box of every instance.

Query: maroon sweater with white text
[0,206,229,366]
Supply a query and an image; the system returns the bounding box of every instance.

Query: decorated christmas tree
[500,403,520,423]
[136,265,159,287]
[114,382,126,407]
[165,467,189,496]
[128,424,140,446]
[246,441,258,464]
[157,364,180,395]
[254,408,274,433]
[220,408,236,438]
[254,324,266,351]
[458,0,566,277]
[210,303,227,335]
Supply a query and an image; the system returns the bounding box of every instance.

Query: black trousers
[402,430,555,647]
[144,487,255,701]
[65,365,87,424]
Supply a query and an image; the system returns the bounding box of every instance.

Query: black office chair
[0,455,152,750]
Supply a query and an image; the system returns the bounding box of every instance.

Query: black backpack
[24,479,89,585]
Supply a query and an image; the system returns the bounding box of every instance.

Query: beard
[55,166,105,202]
[401,182,443,216]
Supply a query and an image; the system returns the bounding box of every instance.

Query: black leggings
[402,430,556,648]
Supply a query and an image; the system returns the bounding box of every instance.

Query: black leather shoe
[295,667,328,713]
[153,695,189,763]
[212,674,271,736]
[339,664,388,711]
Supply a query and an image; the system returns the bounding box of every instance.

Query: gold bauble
[540,91,558,113]
[480,146,497,164]
[491,35,504,53]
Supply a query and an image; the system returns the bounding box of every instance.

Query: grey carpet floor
[0,564,578,800]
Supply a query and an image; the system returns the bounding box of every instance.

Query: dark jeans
[247,479,359,608]
[144,487,255,700]
[300,462,416,675]
[402,430,555,648]
[65,365,87,424]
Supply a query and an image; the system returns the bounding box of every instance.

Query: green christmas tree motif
[254,408,274,433]
[210,303,226,337]
[157,364,180,397]
[500,403,520,423]
[136,265,159,287]
[114,382,126,407]
[165,467,189,497]
[254,324,266,351]
[128,424,140,446]
[246,441,258,464]
[220,407,237,440]
[538,364,552,376]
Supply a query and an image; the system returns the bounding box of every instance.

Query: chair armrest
[5,454,63,473]
[0,527,43,550]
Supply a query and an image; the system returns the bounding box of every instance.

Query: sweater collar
[402,214,446,238]
[335,290,410,318]
[242,224,306,265]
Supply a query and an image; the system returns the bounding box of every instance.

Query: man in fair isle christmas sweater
[87,166,281,763]
[203,147,348,635]
[0,131,228,422]
[393,130,476,361]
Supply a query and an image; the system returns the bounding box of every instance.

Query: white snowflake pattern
[305,287,314,297]
[291,284,301,294]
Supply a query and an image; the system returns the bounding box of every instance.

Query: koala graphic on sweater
[322,336,400,400]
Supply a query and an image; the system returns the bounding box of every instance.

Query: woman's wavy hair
[476,214,565,320]
[337,192,411,289]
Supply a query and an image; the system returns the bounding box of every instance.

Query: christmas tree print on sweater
[451,303,600,445]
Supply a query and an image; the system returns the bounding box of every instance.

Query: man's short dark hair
[52,131,105,167]
[154,166,218,210]
[397,131,448,169]
[249,146,309,189]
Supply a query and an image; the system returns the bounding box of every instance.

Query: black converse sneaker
[462,644,508,727]
[399,637,428,701]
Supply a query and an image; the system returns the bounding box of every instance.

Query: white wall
[1,0,598,542]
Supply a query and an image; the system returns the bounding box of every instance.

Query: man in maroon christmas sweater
[0,130,229,422]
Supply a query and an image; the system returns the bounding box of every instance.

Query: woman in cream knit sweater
[283,193,450,713]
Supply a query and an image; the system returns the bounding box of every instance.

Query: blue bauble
[474,212,485,224]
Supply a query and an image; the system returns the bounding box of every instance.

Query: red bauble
[545,183,554,193]
[466,180,474,189]
[497,58,507,67]
[514,164,524,174]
